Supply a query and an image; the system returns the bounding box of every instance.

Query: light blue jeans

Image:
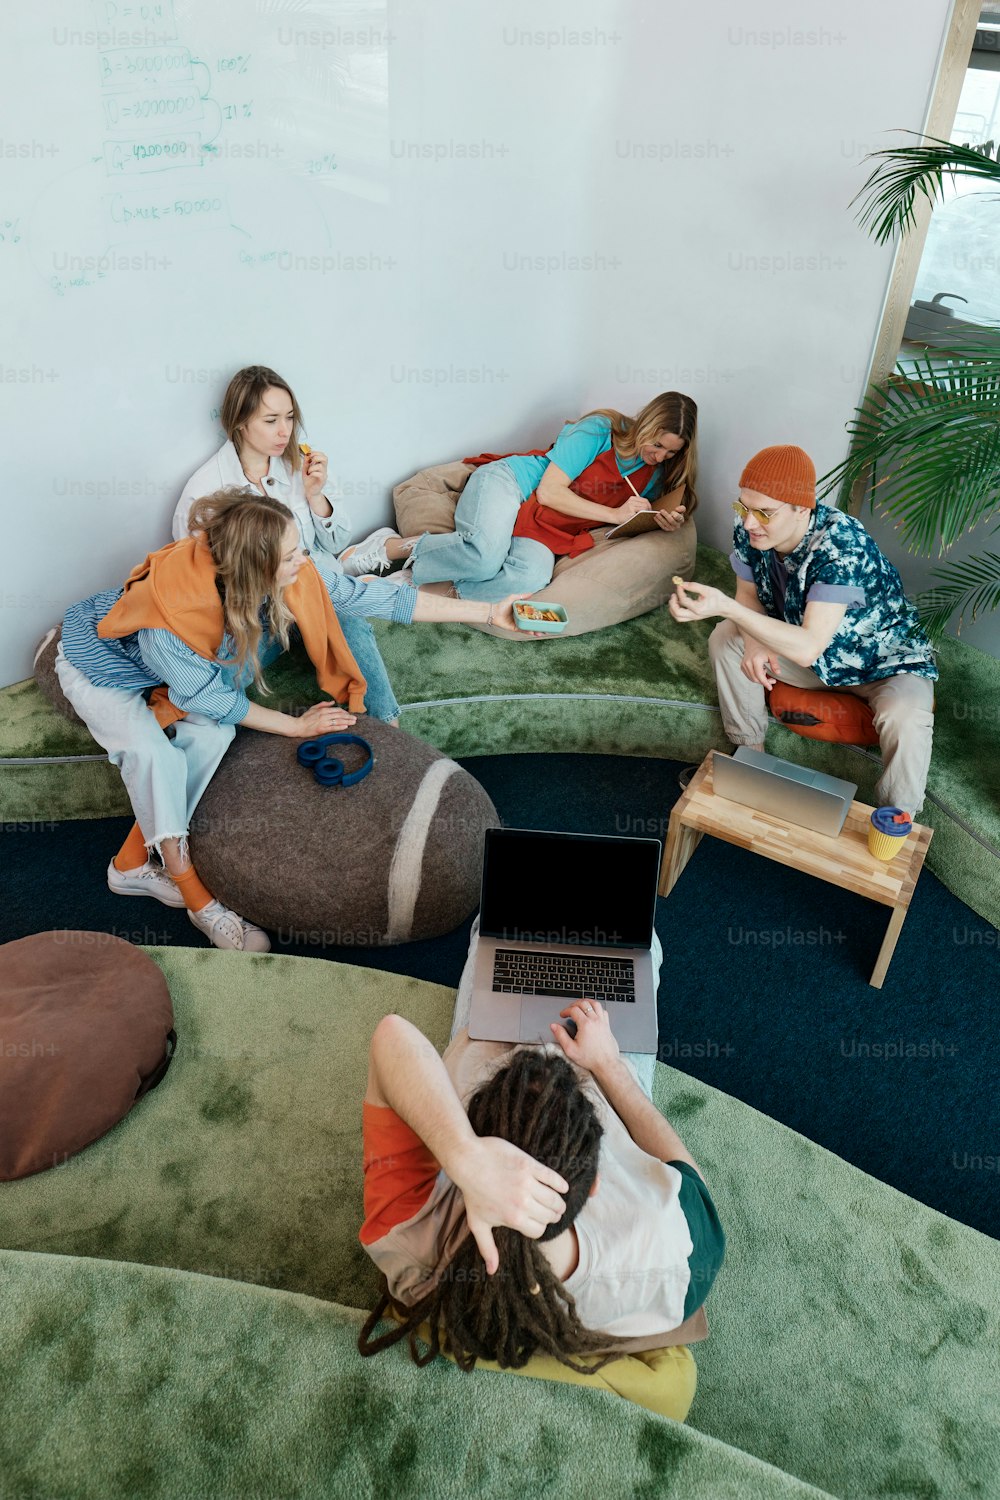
[55,644,234,854]
[450,918,659,1098]
[340,616,401,723]
[306,556,401,722]
[262,613,401,723]
[409,460,556,603]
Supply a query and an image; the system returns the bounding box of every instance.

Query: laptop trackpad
[519,998,571,1045]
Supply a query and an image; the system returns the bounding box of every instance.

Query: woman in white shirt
[172,366,418,722]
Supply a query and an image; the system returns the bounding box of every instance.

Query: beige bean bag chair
[393,462,697,640]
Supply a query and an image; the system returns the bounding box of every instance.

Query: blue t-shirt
[505,416,661,499]
[730,503,937,686]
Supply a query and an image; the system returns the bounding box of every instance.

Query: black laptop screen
[478,829,661,949]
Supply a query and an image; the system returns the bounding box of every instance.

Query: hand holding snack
[669,578,727,623]
[299,443,329,501]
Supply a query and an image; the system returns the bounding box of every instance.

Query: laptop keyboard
[492,950,636,1004]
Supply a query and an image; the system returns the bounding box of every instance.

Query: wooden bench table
[658,751,933,989]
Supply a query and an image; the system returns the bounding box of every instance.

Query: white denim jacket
[171,439,352,562]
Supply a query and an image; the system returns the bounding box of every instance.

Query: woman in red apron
[407,392,698,602]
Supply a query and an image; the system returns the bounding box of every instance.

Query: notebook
[468,828,661,1053]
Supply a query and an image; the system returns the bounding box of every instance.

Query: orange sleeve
[359,1102,441,1246]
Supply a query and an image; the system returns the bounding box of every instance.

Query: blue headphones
[296,733,375,788]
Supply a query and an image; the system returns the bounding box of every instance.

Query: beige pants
[708,618,934,815]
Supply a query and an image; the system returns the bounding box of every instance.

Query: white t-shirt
[362,1035,724,1351]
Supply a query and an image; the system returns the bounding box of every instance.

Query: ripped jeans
[56,644,234,857]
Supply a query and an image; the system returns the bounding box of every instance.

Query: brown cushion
[0,933,175,1180]
[189,717,499,944]
[34,626,83,723]
[393,460,476,537]
[392,462,698,639]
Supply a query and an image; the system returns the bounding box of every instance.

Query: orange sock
[113,822,150,873]
[170,865,215,913]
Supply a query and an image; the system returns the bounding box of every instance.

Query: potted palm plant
[820,134,1000,636]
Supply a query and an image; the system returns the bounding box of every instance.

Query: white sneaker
[188,900,271,953]
[359,571,411,588]
[107,859,185,909]
[340,527,399,577]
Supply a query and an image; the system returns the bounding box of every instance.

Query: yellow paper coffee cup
[868,807,912,860]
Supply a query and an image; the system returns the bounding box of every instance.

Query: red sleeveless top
[463,446,656,559]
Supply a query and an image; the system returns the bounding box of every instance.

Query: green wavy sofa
[3,546,1000,928]
[3,947,999,1499]
[3,543,1000,1497]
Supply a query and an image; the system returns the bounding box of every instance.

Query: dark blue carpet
[2,752,997,1240]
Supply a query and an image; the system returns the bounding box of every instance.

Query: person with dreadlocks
[357,925,725,1402]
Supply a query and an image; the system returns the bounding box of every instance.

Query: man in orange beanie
[668,445,936,814]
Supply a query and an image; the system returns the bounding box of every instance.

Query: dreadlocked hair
[187,487,295,693]
[358,1047,628,1374]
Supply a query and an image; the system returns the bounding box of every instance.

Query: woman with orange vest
[55,489,528,952]
[406,393,699,601]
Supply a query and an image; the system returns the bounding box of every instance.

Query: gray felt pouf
[33,627,82,724]
[189,717,499,944]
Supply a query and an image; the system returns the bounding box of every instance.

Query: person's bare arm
[551,1003,702,1176]
[732,576,779,687]
[410,593,498,625]
[670,582,847,669]
[365,1014,568,1272]
[240,701,357,736]
[409,592,544,636]
[536,461,651,526]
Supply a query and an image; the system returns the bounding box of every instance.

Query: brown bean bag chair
[189,716,498,944]
[392,461,697,639]
[0,932,175,1180]
[33,626,82,723]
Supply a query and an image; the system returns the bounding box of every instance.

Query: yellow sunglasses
[732,498,778,528]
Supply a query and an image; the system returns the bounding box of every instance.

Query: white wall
[0,0,955,684]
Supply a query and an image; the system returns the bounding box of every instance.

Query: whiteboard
[1,0,953,683]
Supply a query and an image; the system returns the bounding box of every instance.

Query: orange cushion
[768,684,879,746]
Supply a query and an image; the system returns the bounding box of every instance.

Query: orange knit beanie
[739,446,816,509]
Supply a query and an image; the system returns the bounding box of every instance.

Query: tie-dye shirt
[729,503,937,686]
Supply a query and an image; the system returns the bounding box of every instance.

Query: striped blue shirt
[60,562,415,723]
[61,588,252,724]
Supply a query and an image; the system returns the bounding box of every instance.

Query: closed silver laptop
[713,747,857,837]
[468,829,661,1054]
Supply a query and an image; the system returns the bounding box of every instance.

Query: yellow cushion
[406,1320,697,1422]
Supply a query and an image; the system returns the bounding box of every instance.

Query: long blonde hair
[220,365,305,473]
[578,392,699,514]
[187,488,295,692]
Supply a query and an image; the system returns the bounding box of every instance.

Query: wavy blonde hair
[187,487,296,692]
[221,365,306,473]
[578,392,699,514]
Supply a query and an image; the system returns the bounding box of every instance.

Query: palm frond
[918,550,1000,637]
[819,360,1000,551]
[853,132,1000,244]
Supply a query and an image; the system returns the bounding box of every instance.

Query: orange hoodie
[97,536,367,727]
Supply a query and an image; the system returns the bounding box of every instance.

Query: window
[905,4,1000,342]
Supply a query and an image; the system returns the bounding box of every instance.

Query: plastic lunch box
[512,602,569,634]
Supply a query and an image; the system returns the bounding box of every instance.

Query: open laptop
[468,828,661,1054]
[713,747,857,837]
